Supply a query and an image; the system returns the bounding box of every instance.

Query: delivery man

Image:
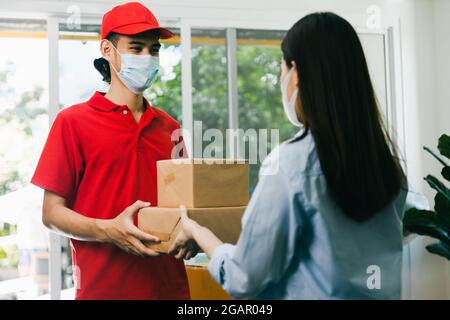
[31,2,195,299]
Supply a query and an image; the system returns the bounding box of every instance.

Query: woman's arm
[170,152,304,298]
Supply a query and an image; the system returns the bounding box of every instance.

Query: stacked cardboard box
[138,158,249,253]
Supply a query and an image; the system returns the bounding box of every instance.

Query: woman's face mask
[108,42,159,94]
[280,66,302,127]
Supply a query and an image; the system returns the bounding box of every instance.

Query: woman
[169,12,407,300]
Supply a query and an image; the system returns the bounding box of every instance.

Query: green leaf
[442,166,450,182]
[426,241,450,261]
[438,134,450,160]
[424,175,450,202]
[424,146,449,167]
[435,192,450,227]
[403,208,450,245]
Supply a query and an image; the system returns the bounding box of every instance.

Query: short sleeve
[31,112,84,202]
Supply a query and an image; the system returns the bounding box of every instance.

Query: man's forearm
[44,203,107,242]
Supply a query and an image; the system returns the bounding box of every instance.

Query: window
[147,29,182,122]
[237,29,296,191]
[191,28,228,158]
[0,18,50,299]
[59,23,108,107]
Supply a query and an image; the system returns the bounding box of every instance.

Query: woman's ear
[285,60,299,100]
[291,60,299,88]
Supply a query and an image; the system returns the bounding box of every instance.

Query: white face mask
[108,43,159,94]
[280,68,302,127]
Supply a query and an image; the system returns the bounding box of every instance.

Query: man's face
[101,30,161,72]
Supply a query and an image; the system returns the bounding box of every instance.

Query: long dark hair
[281,12,405,222]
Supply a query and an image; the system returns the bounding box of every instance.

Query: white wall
[433,0,450,145]
[432,0,450,299]
[0,0,449,299]
[397,0,450,300]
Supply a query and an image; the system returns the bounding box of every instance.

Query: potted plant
[403,134,450,260]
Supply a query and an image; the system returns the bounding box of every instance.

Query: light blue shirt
[208,130,407,300]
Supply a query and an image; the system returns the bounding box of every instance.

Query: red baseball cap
[101,2,174,40]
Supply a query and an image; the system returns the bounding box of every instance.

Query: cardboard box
[157,159,249,208]
[138,206,246,253]
[185,265,231,300]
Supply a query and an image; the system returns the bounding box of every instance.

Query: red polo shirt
[31,91,189,300]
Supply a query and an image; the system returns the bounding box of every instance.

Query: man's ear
[100,39,113,60]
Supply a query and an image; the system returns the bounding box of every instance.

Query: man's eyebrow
[128,40,146,46]
[128,40,161,49]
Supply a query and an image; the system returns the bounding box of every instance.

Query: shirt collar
[87,91,157,117]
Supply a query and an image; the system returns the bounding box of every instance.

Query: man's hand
[96,200,161,258]
[168,206,200,260]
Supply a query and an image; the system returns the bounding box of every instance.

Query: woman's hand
[169,206,201,260]
[169,206,224,259]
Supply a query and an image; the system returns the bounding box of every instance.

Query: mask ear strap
[281,66,294,87]
[109,59,119,75]
[106,40,120,74]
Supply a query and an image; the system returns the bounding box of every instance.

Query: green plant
[403,134,450,260]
